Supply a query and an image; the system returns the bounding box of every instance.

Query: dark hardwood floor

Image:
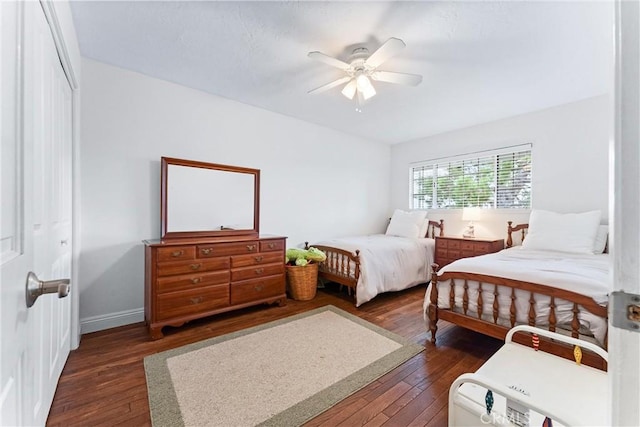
[47,285,502,426]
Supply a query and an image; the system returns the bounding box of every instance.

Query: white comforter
[315,234,435,307]
[423,247,610,344]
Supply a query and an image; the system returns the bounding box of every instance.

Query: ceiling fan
[308,37,422,110]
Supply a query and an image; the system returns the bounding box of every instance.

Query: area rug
[144,305,423,427]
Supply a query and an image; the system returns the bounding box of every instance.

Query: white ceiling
[70,1,613,144]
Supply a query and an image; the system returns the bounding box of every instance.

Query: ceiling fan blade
[308,76,351,94]
[308,51,351,71]
[365,37,406,68]
[371,70,423,86]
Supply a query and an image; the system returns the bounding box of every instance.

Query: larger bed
[425,221,609,367]
[308,219,444,306]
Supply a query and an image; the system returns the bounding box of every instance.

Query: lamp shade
[341,79,357,100]
[462,207,482,222]
[356,75,376,100]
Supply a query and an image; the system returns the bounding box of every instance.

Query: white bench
[449,325,608,426]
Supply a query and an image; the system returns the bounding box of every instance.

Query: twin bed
[426,221,609,366]
[310,215,609,364]
[307,219,444,307]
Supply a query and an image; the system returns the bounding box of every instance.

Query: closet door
[0,2,73,425]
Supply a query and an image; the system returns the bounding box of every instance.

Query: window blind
[410,145,532,209]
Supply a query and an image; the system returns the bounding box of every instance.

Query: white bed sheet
[315,234,435,307]
[423,247,610,344]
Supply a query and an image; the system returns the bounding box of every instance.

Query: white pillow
[593,225,608,254]
[386,209,427,238]
[522,209,601,254]
[418,214,430,237]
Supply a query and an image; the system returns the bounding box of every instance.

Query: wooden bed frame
[306,219,445,301]
[427,221,609,369]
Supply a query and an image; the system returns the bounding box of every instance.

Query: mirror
[161,157,260,239]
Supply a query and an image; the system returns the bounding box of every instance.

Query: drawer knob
[190,277,201,284]
[172,250,184,257]
[201,248,212,255]
[268,243,276,249]
[254,256,263,262]
[190,297,203,304]
[255,268,264,274]
[254,284,264,292]
[246,244,256,252]
[190,263,202,270]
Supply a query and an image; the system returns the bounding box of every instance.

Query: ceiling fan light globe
[356,75,376,100]
[363,85,376,100]
[355,74,369,90]
[341,79,357,100]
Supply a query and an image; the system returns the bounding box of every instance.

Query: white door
[610,1,640,425]
[1,2,73,425]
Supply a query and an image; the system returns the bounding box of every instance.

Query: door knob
[25,271,70,308]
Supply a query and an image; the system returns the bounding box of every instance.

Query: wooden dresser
[435,236,504,269]
[144,235,286,339]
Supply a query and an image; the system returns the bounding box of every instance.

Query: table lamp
[462,207,481,238]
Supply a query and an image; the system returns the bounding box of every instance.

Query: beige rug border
[144,305,424,427]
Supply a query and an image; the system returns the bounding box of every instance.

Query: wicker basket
[286,263,319,301]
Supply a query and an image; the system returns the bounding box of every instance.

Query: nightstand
[435,236,504,268]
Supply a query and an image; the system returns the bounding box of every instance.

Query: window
[410,145,532,210]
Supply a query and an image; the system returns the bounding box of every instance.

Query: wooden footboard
[427,264,608,368]
[305,242,360,299]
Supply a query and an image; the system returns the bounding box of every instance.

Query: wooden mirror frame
[160,157,260,239]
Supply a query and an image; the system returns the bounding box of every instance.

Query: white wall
[79,58,390,332]
[390,95,611,241]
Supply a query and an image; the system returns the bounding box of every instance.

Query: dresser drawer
[230,275,284,305]
[157,257,230,277]
[157,246,195,262]
[197,241,259,257]
[157,271,230,294]
[436,248,448,259]
[155,285,229,321]
[435,237,504,269]
[461,250,475,258]
[231,263,284,282]
[231,252,282,268]
[461,241,475,251]
[447,250,460,259]
[446,240,461,249]
[473,242,491,253]
[260,240,284,252]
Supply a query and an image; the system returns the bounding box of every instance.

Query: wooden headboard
[506,221,528,248]
[427,219,445,238]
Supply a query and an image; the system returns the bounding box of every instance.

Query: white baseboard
[80,307,144,334]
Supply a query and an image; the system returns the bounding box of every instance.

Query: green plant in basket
[285,247,327,266]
